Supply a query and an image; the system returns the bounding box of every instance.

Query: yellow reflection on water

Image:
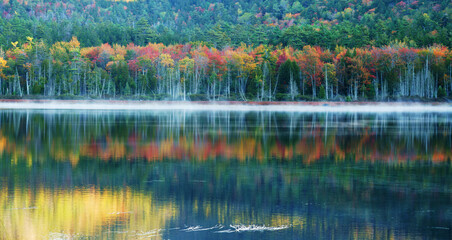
[0,186,177,240]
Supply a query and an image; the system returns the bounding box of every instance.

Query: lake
[1,108,452,239]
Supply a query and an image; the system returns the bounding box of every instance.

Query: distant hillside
[0,0,450,48]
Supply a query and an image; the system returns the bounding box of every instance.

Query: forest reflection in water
[0,110,451,239]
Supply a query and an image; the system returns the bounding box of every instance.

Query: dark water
[1,110,452,239]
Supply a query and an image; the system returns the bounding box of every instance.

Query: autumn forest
[0,0,451,101]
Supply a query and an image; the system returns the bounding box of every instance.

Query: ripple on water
[215,224,291,233]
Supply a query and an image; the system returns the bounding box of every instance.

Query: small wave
[215,229,236,233]
[216,224,290,233]
[145,179,165,182]
[182,224,223,232]
[109,211,133,215]
[48,233,69,240]
[190,180,207,183]
[107,230,129,234]
[48,232,85,240]
[133,229,162,238]
[430,226,450,230]
[136,231,159,236]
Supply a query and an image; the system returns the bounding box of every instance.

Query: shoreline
[0,99,451,112]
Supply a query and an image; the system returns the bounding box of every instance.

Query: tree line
[0,37,451,101]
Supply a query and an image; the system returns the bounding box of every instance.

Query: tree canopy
[0,0,450,48]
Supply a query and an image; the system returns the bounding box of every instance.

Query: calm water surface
[1,110,452,239]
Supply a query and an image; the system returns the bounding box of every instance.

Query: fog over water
[1,101,452,112]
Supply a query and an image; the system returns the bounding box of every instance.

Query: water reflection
[0,187,176,239]
[1,110,452,239]
[1,111,451,164]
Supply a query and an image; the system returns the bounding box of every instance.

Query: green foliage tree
[318,85,326,99]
